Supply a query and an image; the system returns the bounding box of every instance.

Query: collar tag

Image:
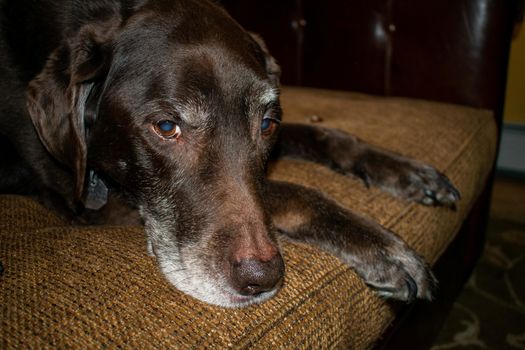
[85,170,108,210]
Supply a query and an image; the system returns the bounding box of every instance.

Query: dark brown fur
[0,0,459,307]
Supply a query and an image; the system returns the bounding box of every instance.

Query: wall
[498,22,525,175]
[504,25,525,124]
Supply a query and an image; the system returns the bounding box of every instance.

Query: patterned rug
[432,177,525,350]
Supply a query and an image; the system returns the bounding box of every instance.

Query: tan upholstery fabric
[0,87,497,349]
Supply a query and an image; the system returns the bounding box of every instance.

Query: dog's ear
[26,22,117,202]
[249,33,281,86]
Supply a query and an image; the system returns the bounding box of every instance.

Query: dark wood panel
[220,0,304,85]
[221,0,515,123]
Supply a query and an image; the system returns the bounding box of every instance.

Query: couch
[0,1,517,348]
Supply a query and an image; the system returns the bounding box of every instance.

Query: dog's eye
[153,120,181,139]
[261,117,280,137]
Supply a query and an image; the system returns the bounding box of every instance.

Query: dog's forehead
[106,1,278,125]
[170,49,279,126]
[120,0,266,64]
[175,43,275,96]
[112,45,276,114]
[114,0,272,81]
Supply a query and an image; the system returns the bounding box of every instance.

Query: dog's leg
[274,123,460,207]
[266,180,437,302]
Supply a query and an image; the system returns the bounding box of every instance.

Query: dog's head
[26,0,284,307]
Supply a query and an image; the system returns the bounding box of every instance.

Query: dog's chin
[161,263,280,308]
[153,252,280,308]
[218,287,280,308]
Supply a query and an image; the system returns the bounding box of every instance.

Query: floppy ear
[26,22,116,202]
[249,33,281,86]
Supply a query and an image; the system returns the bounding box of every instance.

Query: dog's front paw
[342,233,437,302]
[388,162,460,208]
[360,247,437,302]
[352,154,460,208]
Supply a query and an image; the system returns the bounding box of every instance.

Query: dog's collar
[85,170,108,210]
[83,82,108,210]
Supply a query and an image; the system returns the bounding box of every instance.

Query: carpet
[432,176,525,350]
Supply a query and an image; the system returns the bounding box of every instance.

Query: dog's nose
[231,254,285,296]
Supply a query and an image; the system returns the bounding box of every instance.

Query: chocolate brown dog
[0,0,459,307]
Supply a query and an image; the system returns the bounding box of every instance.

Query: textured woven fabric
[0,87,497,349]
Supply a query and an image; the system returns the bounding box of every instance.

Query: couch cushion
[0,87,497,349]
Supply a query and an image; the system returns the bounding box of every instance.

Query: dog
[0,0,460,307]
